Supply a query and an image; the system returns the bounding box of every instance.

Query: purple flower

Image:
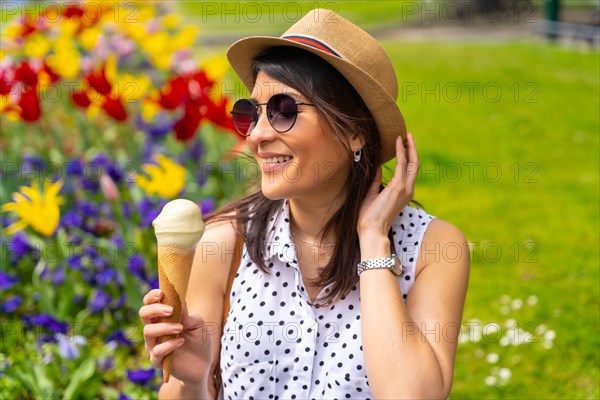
[26,313,69,334]
[95,267,117,287]
[111,293,126,310]
[83,245,99,261]
[139,198,161,228]
[21,154,44,179]
[110,235,125,250]
[105,329,133,347]
[88,290,112,314]
[75,200,97,217]
[0,272,19,290]
[118,393,133,400]
[39,264,51,280]
[52,265,65,285]
[57,334,86,360]
[61,210,84,230]
[96,256,110,271]
[136,113,172,140]
[68,234,82,246]
[187,138,204,160]
[146,275,159,290]
[65,159,83,179]
[107,163,123,183]
[38,333,58,344]
[1,295,22,312]
[127,254,145,280]
[9,231,32,262]
[127,367,155,385]
[91,153,111,168]
[121,202,132,219]
[81,173,100,192]
[200,198,216,215]
[142,140,155,163]
[68,254,83,270]
[97,355,114,370]
[1,214,11,229]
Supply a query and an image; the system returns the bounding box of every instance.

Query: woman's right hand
[139,289,214,385]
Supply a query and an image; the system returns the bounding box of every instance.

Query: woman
[140,9,469,399]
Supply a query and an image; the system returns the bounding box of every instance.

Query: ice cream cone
[153,199,205,383]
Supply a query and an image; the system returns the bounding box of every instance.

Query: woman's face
[246,71,356,203]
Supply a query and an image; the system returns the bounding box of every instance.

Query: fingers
[150,337,185,365]
[143,289,163,305]
[139,290,171,326]
[144,322,183,341]
[143,320,183,362]
[405,133,419,187]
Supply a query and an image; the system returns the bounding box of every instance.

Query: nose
[247,105,277,144]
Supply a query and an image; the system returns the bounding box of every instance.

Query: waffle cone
[157,243,195,383]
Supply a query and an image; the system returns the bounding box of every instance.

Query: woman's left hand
[357,132,419,239]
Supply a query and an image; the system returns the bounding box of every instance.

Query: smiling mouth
[262,156,294,165]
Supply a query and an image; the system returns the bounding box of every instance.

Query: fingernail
[154,290,162,298]
[162,305,173,314]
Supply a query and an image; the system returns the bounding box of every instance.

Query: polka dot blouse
[219,200,436,399]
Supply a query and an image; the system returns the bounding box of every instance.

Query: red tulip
[87,67,112,96]
[20,17,37,37]
[15,61,38,87]
[0,70,13,96]
[42,63,60,84]
[62,4,84,19]
[71,90,91,108]
[18,89,41,122]
[173,102,201,141]
[203,97,236,133]
[158,76,188,110]
[102,96,127,121]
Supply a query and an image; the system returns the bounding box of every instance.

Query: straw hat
[226,8,406,163]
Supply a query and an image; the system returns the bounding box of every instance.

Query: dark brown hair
[205,46,420,305]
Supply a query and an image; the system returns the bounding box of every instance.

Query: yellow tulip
[2,180,64,237]
[136,155,186,198]
[142,98,160,122]
[172,26,198,50]
[46,40,80,79]
[163,14,181,30]
[79,26,101,51]
[24,33,50,58]
[116,74,151,102]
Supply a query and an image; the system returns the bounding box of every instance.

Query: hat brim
[227,36,406,163]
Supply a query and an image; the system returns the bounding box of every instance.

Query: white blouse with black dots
[219,200,436,400]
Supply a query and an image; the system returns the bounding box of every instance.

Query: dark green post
[545,0,561,40]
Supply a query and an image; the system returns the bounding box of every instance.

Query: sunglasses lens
[231,100,256,136]
[268,94,298,133]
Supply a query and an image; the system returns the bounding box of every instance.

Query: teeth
[263,156,293,164]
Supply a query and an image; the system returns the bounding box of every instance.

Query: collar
[264,199,297,264]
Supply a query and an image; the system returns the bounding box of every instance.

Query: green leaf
[62,358,96,400]
[32,363,55,399]
[12,367,40,398]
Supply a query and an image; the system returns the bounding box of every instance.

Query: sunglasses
[231,93,315,136]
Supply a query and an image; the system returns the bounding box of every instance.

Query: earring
[353,148,362,163]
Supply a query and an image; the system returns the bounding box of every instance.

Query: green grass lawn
[179,1,423,40]
[384,40,599,398]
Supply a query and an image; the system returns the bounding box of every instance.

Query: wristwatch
[357,254,402,276]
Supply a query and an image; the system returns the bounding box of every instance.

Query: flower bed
[0,2,244,398]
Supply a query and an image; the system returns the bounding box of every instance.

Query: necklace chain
[291,232,335,248]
